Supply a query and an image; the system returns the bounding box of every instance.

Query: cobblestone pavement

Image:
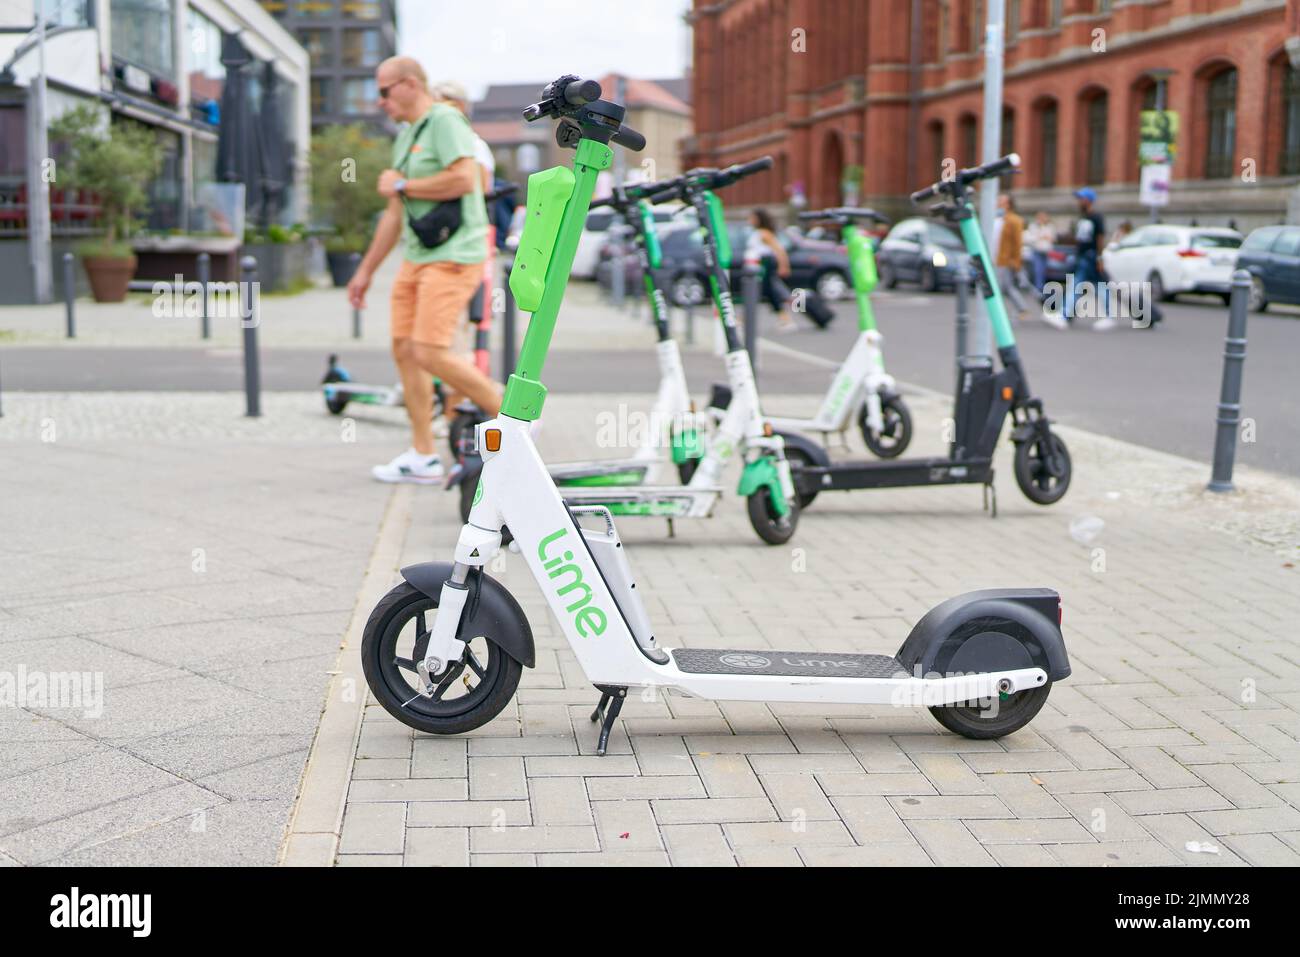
[0,394,402,865]
[333,390,1300,867]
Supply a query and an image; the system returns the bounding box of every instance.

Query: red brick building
[685,0,1300,226]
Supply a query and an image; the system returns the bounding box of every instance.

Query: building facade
[0,0,310,302]
[256,0,396,128]
[686,0,1300,226]
[473,75,692,185]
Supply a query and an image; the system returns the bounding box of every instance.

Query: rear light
[1176,249,1206,258]
[1058,599,1063,627]
[1048,251,1066,263]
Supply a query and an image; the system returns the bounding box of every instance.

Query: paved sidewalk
[327,389,1300,867]
[0,394,404,865]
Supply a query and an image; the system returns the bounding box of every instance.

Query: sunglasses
[378,77,409,100]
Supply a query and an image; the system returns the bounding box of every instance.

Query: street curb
[278,484,413,867]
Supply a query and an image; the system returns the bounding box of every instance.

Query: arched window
[1282,65,1299,176]
[1037,99,1058,188]
[959,114,978,167]
[1205,67,1238,180]
[1084,91,1108,185]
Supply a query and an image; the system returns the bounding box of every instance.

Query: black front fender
[775,430,832,468]
[895,588,1069,681]
[401,562,535,668]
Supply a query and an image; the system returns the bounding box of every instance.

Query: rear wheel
[361,582,523,736]
[1248,276,1268,313]
[879,261,898,289]
[671,273,707,307]
[323,367,349,415]
[1013,431,1072,505]
[746,481,800,545]
[919,262,938,292]
[815,269,849,301]
[1148,271,1170,303]
[860,394,913,459]
[929,683,1052,739]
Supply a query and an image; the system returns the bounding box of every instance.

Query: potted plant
[310,124,389,287]
[50,104,162,302]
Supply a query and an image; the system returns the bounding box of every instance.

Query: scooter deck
[796,456,992,492]
[673,648,907,679]
[551,460,653,486]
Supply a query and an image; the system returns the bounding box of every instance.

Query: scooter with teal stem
[359,76,1070,755]
[786,154,1072,513]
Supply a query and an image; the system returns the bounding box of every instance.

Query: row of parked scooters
[349,76,1074,754]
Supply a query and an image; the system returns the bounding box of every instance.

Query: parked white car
[1101,224,1243,303]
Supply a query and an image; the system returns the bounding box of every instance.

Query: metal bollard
[741,264,761,386]
[351,252,362,339]
[954,255,972,365]
[240,255,262,418]
[197,252,211,339]
[63,252,76,338]
[501,255,517,381]
[1208,270,1252,493]
[684,300,695,346]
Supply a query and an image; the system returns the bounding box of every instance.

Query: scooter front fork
[418,524,502,694]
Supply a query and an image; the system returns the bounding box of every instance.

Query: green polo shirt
[392,103,487,264]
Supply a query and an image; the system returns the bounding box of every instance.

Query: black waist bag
[405,199,462,249]
[398,115,462,250]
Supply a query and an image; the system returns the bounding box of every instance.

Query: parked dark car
[876,217,965,291]
[595,224,704,304]
[1024,241,1077,289]
[1236,225,1300,313]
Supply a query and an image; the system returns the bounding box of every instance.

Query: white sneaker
[1040,311,1069,330]
[371,448,445,484]
[1091,316,1118,332]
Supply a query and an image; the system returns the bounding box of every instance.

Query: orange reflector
[1002,386,1014,401]
[484,429,502,452]
[763,422,774,437]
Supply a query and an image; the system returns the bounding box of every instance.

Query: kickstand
[983,481,998,518]
[589,684,627,756]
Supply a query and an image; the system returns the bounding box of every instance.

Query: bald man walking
[346,57,498,484]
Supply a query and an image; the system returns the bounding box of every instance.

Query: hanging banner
[1139,163,1172,207]
[1139,110,1179,166]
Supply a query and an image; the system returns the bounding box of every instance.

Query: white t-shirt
[474,136,495,177]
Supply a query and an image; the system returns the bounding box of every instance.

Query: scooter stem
[501,137,612,421]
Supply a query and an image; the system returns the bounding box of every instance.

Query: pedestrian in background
[432,80,494,193]
[345,56,495,484]
[1045,187,1113,331]
[995,194,1030,321]
[1026,210,1055,293]
[746,209,798,332]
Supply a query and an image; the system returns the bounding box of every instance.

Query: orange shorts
[390,259,483,347]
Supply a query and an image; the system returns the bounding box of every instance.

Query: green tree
[310,123,390,252]
[49,104,163,257]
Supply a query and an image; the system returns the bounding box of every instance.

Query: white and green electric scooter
[765,207,913,458]
[455,156,801,545]
[360,76,1071,754]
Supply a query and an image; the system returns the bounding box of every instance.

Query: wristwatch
[393,178,408,196]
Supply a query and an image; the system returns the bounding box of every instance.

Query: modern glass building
[256,0,397,129]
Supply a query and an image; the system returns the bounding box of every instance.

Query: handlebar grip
[588,195,614,210]
[613,125,646,152]
[627,177,680,200]
[971,153,1020,180]
[563,78,603,106]
[735,156,774,177]
[910,183,938,204]
[646,183,683,205]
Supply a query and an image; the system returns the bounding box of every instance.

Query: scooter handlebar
[911,153,1022,204]
[523,75,603,121]
[799,206,890,226]
[612,125,646,152]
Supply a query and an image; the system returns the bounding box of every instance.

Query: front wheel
[1013,431,1072,505]
[919,262,938,292]
[860,394,913,459]
[746,484,800,545]
[929,683,1052,739]
[361,581,523,736]
[815,269,849,301]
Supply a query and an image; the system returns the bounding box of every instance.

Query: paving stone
[349,778,467,802]
[651,797,778,826]
[591,800,663,851]
[905,819,996,866]
[528,777,593,826]
[660,823,737,867]
[406,800,531,828]
[469,825,599,855]
[403,827,469,867]
[1113,786,1235,816]
[338,802,406,856]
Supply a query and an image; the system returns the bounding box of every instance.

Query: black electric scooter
[784,154,1072,514]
